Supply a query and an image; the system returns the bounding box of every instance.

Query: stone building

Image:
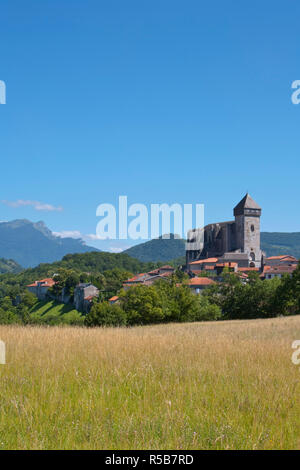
[186,194,264,269]
[27,278,55,300]
[262,264,297,279]
[74,283,99,312]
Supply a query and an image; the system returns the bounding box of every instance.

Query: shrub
[0,307,20,324]
[85,302,127,327]
[120,285,165,325]
[195,295,221,321]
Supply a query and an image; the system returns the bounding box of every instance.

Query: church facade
[186,194,264,269]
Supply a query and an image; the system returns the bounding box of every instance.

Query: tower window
[251,224,255,232]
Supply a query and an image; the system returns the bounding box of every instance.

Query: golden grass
[0,316,299,450]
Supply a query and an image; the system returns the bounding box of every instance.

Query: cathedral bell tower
[234,194,262,268]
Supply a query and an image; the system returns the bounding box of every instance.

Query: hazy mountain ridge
[0,219,98,268]
[0,257,23,274]
[0,219,299,269]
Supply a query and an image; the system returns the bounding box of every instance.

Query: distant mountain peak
[0,219,99,268]
[32,220,55,239]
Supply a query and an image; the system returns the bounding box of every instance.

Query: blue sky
[0,0,299,251]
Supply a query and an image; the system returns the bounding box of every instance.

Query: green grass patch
[29,300,84,325]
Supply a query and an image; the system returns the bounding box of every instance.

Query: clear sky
[0,0,299,252]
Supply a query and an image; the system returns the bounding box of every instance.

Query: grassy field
[0,316,299,450]
[29,300,84,325]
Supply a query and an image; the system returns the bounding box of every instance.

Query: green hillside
[124,234,186,262]
[0,258,23,274]
[0,251,167,326]
[0,250,162,297]
[28,300,84,325]
[261,232,300,258]
[123,232,300,262]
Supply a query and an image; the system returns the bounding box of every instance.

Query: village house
[123,265,175,290]
[264,255,298,266]
[262,264,298,280]
[27,278,55,300]
[27,278,99,312]
[187,277,216,294]
[188,258,219,274]
[214,262,238,275]
[74,283,99,312]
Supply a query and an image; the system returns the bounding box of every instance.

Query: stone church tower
[186,194,263,268]
[233,194,262,267]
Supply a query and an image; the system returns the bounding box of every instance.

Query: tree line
[0,262,299,326]
[84,265,300,326]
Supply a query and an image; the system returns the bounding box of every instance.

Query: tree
[65,271,80,297]
[274,265,300,316]
[51,269,68,297]
[21,290,37,308]
[85,302,127,327]
[204,271,284,320]
[0,307,20,324]
[195,295,221,321]
[119,285,165,325]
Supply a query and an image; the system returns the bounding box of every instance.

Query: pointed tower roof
[234,194,261,216]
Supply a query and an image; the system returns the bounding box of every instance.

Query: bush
[0,308,20,324]
[195,295,221,321]
[120,285,165,325]
[85,302,127,327]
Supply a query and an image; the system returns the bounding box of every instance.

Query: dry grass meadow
[0,316,299,450]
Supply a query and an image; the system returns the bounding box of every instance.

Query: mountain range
[0,219,299,269]
[0,219,98,268]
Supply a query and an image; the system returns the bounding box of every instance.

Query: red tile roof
[109,296,119,302]
[147,269,160,275]
[188,277,216,286]
[238,267,259,272]
[27,278,55,287]
[263,265,271,272]
[267,265,297,275]
[190,258,218,265]
[124,273,147,283]
[216,262,238,268]
[159,271,173,277]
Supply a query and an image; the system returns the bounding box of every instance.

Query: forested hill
[0,251,161,292]
[261,232,300,258]
[123,232,300,261]
[124,234,186,262]
[0,258,23,274]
